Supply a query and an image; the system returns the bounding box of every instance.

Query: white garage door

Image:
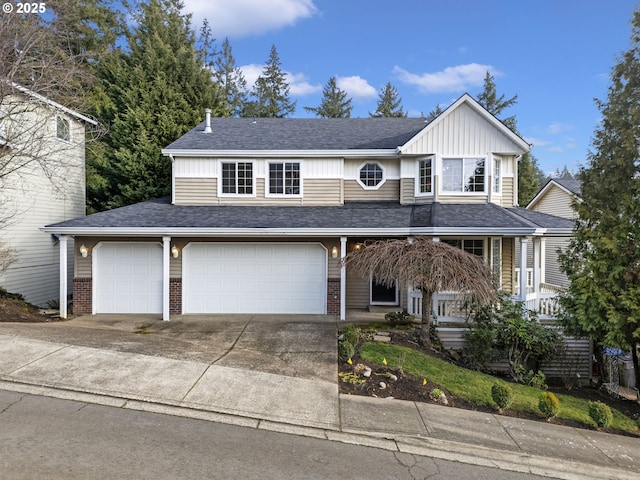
[95,242,163,314]
[184,243,327,314]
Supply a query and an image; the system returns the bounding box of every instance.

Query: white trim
[162,236,170,321]
[340,236,347,321]
[414,155,435,197]
[9,82,98,125]
[217,160,256,197]
[162,148,400,158]
[356,161,386,190]
[264,160,303,197]
[440,156,487,195]
[59,235,68,319]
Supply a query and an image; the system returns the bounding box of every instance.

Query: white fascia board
[42,226,551,238]
[9,82,98,125]
[161,148,399,158]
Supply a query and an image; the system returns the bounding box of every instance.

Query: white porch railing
[514,268,534,294]
[407,287,563,321]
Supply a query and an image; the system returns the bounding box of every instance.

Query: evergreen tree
[304,76,352,118]
[476,71,518,132]
[554,166,575,179]
[370,82,406,117]
[559,8,640,387]
[428,104,444,118]
[244,45,296,118]
[475,71,540,204]
[87,0,223,211]
[214,38,248,117]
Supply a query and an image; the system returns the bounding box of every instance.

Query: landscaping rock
[373,335,391,343]
[363,368,372,378]
[378,381,387,389]
[389,374,398,382]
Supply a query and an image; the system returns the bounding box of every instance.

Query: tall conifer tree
[559,8,640,386]
[214,38,248,118]
[370,82,406,117]
[245,45,296,118]
[304,76,352,118]
[88,0,222,211]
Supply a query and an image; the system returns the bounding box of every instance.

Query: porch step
[367,305,400,313]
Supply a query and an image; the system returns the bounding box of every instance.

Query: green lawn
[359,342,639,434]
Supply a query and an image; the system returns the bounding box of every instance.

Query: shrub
[588,401,613,429]
[491,382,513,411]
[341,323,360,347]
[538,391,560,419]
[338,340,355,362]
[523,369,548,390]
[384,311,415,326]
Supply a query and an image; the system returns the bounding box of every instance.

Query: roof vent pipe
[204,108,212,133]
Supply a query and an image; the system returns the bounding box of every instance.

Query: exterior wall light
[331,246,338,258]
[171,245,179,258]
[79,244,88,258]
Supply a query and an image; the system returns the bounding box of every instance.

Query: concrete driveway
[0,314,339,383]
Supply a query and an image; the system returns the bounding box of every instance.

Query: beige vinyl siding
[531,185,576,219]
[400,178,415,204]
[174,178,217,205]
[545,237,571,287]
[346,268,369,309]
[299,179,342,205]
[499,177,515,207]
[343,179,400,202]
[502,237,514,293]
[174,177,342,205]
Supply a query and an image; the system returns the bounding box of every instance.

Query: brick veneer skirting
[327,278,340,316]
[72,277,92,315]
[170,278,182,315]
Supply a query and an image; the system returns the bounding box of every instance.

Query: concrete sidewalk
[0,324,638,479]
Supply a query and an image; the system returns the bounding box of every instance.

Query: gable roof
[43,197,573,237]
[526,178,583,209]
[7,82,98,125]
[398,93,531,155]
[163,117,431,155]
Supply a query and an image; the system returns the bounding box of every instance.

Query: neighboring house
[0,83,97,307]
[43,94,574,324]
[526,178,582,287]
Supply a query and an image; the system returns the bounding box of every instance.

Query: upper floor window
[442,157,485,193]
[56,116,70,142]
[418,157,433,194]
[493,157,502,194]
[221,161,253,194]
[269,162,300,195]
[358,163,384,189]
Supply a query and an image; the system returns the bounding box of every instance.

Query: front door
[370,278,398,305]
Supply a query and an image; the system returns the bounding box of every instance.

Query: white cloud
[182,0,318,38]
[287,72,322,96]
[393,63,496,94]
[336,76,377,99]
[239,64,321,97]
[547,122,573,135]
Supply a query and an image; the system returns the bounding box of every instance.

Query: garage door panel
[184,243,326,314]
[95,243,163,314]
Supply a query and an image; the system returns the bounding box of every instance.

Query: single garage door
[183,243,327,314]
[94,242,163,314]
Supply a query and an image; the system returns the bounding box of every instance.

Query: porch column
[519,237,529,302]
[59,235,68,319]
[162,236,171,321]
[539,237,546,286]
[533,237,542,296]
[340,236,347,321]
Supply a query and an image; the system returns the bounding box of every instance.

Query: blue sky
[181,0,637,176]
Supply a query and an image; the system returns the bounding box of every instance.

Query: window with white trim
[358,163,384,188]
[418,157,433,194]
[221,162,253,194]
[444,239,484,258]
[56,116,70,142]
[269,162,300,195]
[442,157,485,193]
[493,157,502,193]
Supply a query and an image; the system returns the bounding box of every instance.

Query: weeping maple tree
[344,238,498,346]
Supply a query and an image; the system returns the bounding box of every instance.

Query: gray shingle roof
[164,117,431,151]
[45,198,573,232]
[553,178,582,197]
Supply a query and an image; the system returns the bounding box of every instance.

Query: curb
[0,378,635,480]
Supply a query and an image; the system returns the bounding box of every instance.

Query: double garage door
[183,243,327,314]
[94,242,327,315]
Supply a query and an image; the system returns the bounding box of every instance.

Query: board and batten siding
[401,103,525,156]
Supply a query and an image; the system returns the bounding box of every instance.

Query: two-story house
[1,83,97,307]
[43,94,573,322]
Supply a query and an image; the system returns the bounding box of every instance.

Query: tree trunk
[632,343,640,391]
[420,289,433,347]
